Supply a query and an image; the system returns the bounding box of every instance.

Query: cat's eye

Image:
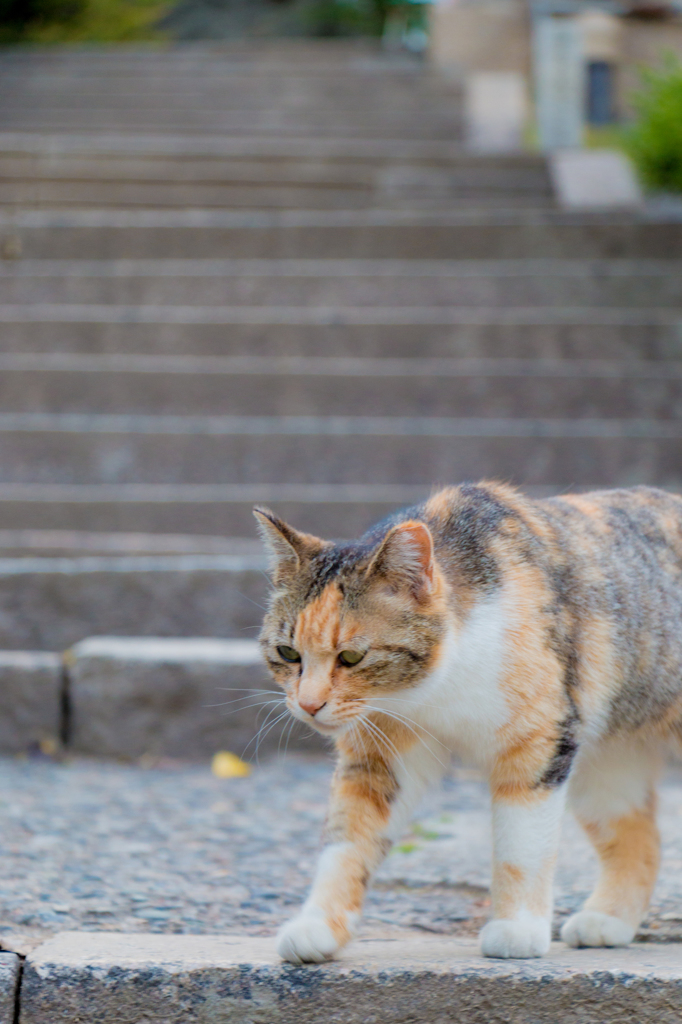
[277,645,301,663]
[338,650,365,667]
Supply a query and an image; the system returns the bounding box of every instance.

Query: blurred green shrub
[301,0,426,38]
[301,0,385,36]
[0,0,166,41]
[625,56,682,193]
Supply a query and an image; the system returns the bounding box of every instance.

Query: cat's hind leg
[561,737,661,948]
[481,782,567,958]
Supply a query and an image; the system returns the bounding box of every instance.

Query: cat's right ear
[253,507,322,578]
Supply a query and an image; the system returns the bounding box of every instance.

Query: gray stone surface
[18,932,682,1024]
[3,207,682,261]
[0,755,679,955]
[0,650,62,753]
[5,259,681,306]
[0,953,19,1024]
[3,421,682,488]
[66,637,320,759]
[0,559,269,650]
[3,347,682,419]
[0,320,678,360]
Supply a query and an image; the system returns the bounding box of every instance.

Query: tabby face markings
[264,578,444,734]
[256,516,451,736]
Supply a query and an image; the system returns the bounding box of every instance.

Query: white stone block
[465,72,528,151]
[551,149,642,209]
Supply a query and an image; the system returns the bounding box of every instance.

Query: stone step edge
[14,932,682,1024]
[1,306,679,327]
[3,207,676,228]
[0,131,511,161]
[0,354,681,379]
[0,636,266,758]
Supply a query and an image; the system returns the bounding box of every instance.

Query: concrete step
[0,547,269,648]
[0,417,678,484]
[0,131,493,161]
[0,482,424,536]
[0,107,464,138]
[0,137,549,210]
[2,261,681,306]
[66,636,288,759]
[0,182,549,211]
[0,320,679,361]
[0,636,323,757]
[0,184,548,211]
[3,209,680,259]
[0,356,681,419]
[17,932,682,1024]
[0,152,547,184]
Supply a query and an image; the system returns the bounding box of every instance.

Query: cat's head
[254,507,449,737]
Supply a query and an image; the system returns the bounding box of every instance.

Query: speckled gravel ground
[0,752,680,956]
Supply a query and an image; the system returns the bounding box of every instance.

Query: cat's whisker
[363,702,449,749]
[250,708,292,765]
[233,589,268,613]
[362,704,450,770]
[213,687,283,695]
[259,568,277,593]
[371,696,445,712]
[358,715,417,788]
[278,711,299,758]
[240,703,290,762]
[348,721,375,796]
[280,715,299,759]
[204,693,284,710]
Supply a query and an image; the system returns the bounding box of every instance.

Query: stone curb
[0,637,322,759]
[0,953,20,1024]
[67,636,277,760]
[16,932,682,1024]
[0,650,62,754]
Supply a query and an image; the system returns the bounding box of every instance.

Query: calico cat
[254,481,682,962]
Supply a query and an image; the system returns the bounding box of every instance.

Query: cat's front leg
[278,739,439,964]
[480,784,567,959]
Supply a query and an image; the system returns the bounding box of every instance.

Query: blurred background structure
[0,0,680,754]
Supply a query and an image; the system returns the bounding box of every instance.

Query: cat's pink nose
[299,698,327,717]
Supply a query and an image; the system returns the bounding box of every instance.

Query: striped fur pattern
[255,482,682,961]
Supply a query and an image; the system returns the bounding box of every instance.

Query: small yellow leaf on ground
[211,751,251,778]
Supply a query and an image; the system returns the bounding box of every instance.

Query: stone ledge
[19,932,682,1024]
[0,638,327,758]
[66,637,278,760]
[0,651,62,754]
[0,952,20,1024]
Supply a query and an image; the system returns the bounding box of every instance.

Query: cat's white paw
[480,916,551,958]
[276,907,341,964]
[561,910,635,948]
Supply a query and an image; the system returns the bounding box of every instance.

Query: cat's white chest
[408,596,510,767]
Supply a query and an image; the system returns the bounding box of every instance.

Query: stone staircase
[0,42,681,650]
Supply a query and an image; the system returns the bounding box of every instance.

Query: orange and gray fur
[255,481,682,961]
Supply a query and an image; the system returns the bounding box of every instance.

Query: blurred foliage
[0,0,166,41]
[300,0,423,38]
[0,0,428,45]
[624,55,682,192]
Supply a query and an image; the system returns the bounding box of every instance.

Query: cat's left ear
[253,506,323,579]
[365,520,435,601]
